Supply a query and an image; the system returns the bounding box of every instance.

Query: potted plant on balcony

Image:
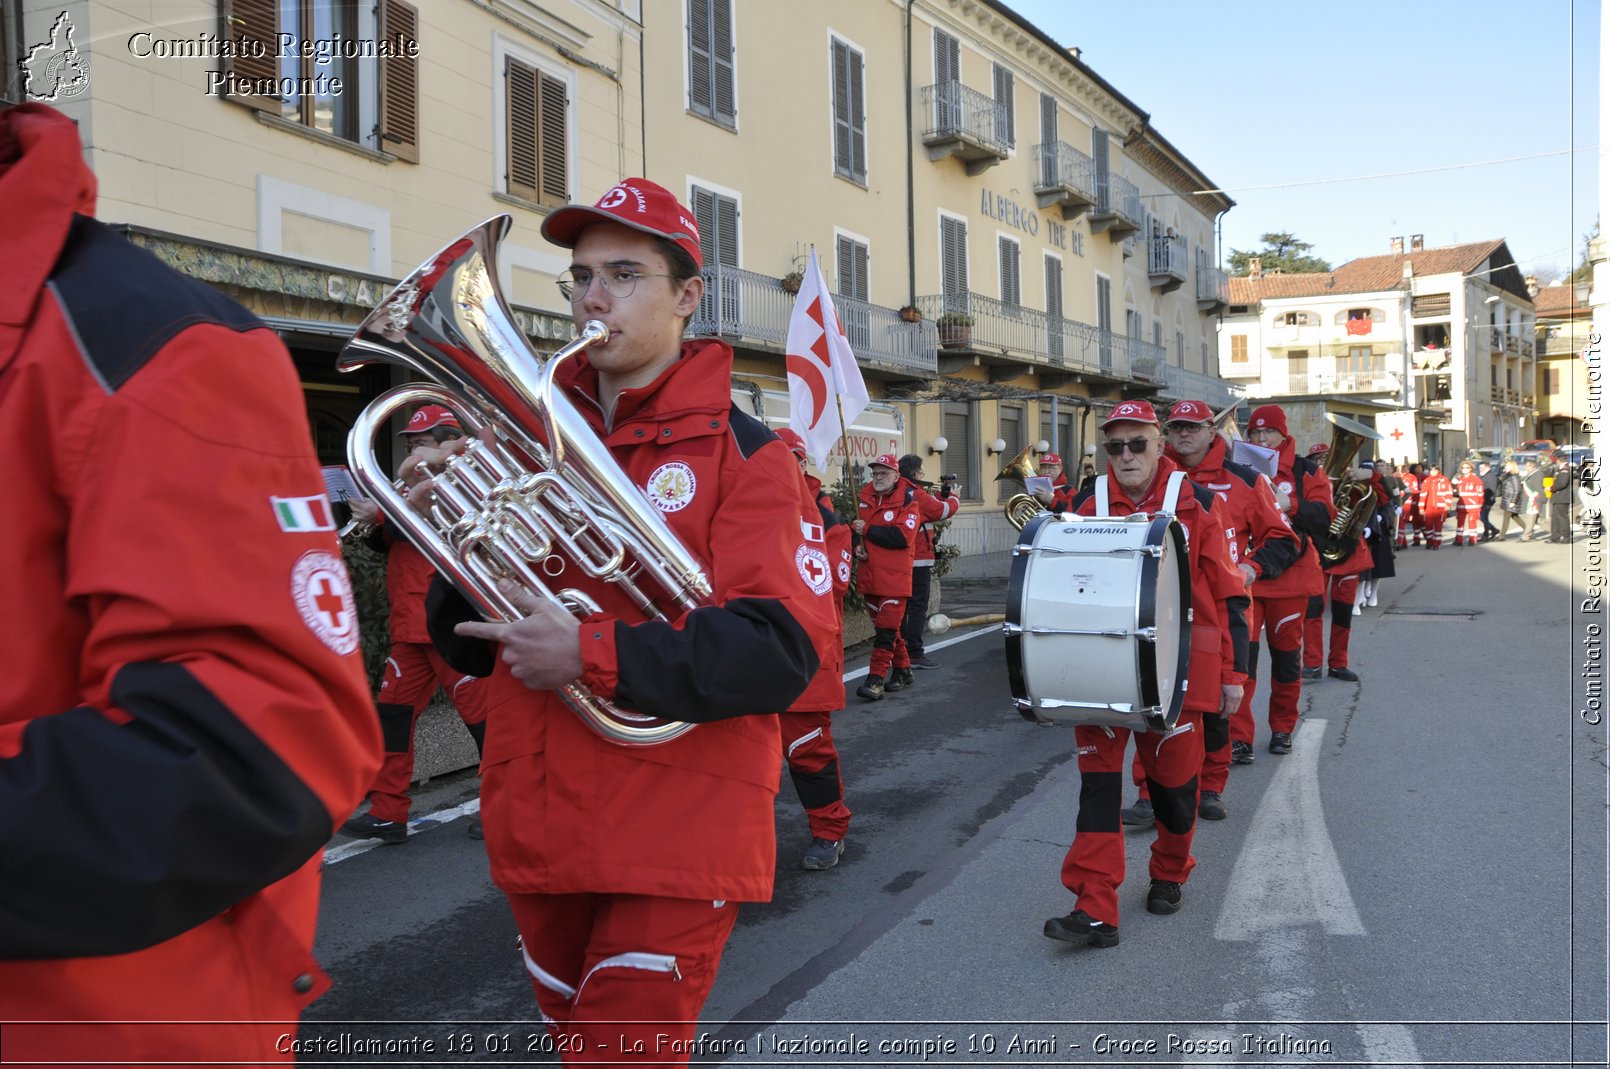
[898,305,923,324]
[937,310,973,349]
[779,270,804,294]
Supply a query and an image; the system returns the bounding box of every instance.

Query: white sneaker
[1353,603,1362,616]
[1366,592,1377,607]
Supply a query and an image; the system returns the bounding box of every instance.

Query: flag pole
[836,394,854,492]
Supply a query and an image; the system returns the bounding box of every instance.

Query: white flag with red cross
[785,247,870,470]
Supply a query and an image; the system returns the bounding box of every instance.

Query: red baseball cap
[1099,400,1159,430]
[541,178,703,269]
[775,427,809,460]
[402,404,460,435]
[1039,452,1062,465]
[1307,442,1330,458]
[1167,399,1215,425]
[1248,404,1289,436]
[869,453,900,470]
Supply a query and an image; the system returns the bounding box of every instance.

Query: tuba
[337,216,715,746]
[996,445,1048,530]
[1315,412,1385,568]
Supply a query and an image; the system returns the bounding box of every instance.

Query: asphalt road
[304,529,1605,1068]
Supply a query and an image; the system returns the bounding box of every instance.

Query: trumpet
[337,216,715,746]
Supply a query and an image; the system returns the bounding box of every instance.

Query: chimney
[1249,256,1263,280]
[1390,236,1404,255]
[1410,234,1424,251]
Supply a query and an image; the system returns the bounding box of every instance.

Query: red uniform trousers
[368,642,489,823]
[508,892,739,1068]
[865,595,910,677]
[1132,712,1229,796]
[1396,503,1420,547]
[1303,574,1359,671]
[1062,713,1203,926]
[1454,506,1481,543]
[1231,595,1307,743]
[778,710,851,840]
[1421,509,1448,548]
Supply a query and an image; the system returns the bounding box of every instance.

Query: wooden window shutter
[219,0,278,114]
[692,186,716,266]
[831,39,851,176]
[992,63,1014,146]
[537,70,568,205]
[848,46,866,179]
[999,236,1020,307]
[711,0,735,124]
[836,236,868,301]
[1092,129,1110,209]
[1044,255,1063,320]
[378,0,420,162]
[506,58,539,202]
[934,29,957,84]
[716,193,739,268]
[688,0,712,117]
[941,216,968,305]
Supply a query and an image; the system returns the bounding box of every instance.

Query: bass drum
[1004,510,1191,732]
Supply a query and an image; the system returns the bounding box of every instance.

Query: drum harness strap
[1090,470,1189,738]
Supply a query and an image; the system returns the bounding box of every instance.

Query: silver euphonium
[337,215,714,746]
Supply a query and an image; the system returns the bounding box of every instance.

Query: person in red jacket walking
[340,404,490,844]
[426,178,834,1065]
[0,102,380,1063]
[854,454,923,700]
[1116,399,1298,826]
[776,429,855,871]
[1453,459,1485,545]
[1418,462,1454,549]
[1230,404,1333,757]
[1396,463,1422,547]
[898,453,961,670]
[1043,401,1248,948]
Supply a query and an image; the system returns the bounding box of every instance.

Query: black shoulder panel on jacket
[729,406,778,460]
[1222,459,1261,489]
[48,215,266,394]
[1190,482,1216,511]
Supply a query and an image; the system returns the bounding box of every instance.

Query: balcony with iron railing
[1155,363,1244,411]
[1088,171,1142,239]
[1196,262,1228,311]
[1244,369,1403,399]
[1504,331,1519,353]
[691,264,937,376]
[916,291,1165,384]
[1147,232,1188,293]
[1032,140,1096,219]
[921,81,1010,175]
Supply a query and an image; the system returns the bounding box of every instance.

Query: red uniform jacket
[855,480,922,596]
[1455,473,1484,510]
[366,517,437,643]
[1247,438,1332,599]
[1166,434,1300,588]
[1399,471,1421,513]
[0,104,380,1054]
[429,337,833,904]
[1062,457,1250,710]
[1419,472,1454,514]
[790,474,850,712]
[909,481,960,567]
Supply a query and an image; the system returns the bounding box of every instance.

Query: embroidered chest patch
[796,545,833,596]
[645,461,697,512]
[290,549,359,655]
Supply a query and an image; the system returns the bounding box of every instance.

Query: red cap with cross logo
[1099,400,1159,429]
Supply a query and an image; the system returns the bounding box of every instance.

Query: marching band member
[898,454,960,671]
[1396,463,1422,548]
[1231,404,1332,757]
[777,429,856,871]
[1,102,380,1061]
[1303,463,1387,682]
[1453,459,1485,546]
[425,178,833,1065]
[1043,402,1247,947]
[853,454,923,700]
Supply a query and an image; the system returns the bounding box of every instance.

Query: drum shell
[1005,511,1190,732]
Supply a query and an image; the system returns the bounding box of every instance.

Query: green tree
[1567,218,1600,285]
[1227,231,1333,276]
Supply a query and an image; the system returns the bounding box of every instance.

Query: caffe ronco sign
[828,430,903,463]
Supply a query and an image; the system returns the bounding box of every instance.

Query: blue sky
[1006,0,1598,279]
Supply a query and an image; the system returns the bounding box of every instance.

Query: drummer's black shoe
[1269,732,1293,755]
[1146,880,1183,915]
[1230,740,1255,765]
[1327,666,1359,682]
[1043,909,1119,948]
[856,675,885,701]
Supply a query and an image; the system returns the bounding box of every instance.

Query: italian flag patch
[271,495,336,532]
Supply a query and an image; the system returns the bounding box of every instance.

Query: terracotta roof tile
[1531,284,1589,317]
[1227,240,1512,306]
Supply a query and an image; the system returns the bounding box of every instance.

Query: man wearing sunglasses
[1232,405,1333,758]
[1043,401,1248,948]
[1118,399,1301,828]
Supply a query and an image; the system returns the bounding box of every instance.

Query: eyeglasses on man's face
[557,266,678,302]
[1247,427,1283,442]
[1165,421,1210,435]
[1102,436,1157,456]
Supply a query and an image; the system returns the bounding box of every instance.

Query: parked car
[1520,438,1558,453]
[1556,445,1595,472]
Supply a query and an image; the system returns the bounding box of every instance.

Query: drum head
[1137,516,1190,731]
